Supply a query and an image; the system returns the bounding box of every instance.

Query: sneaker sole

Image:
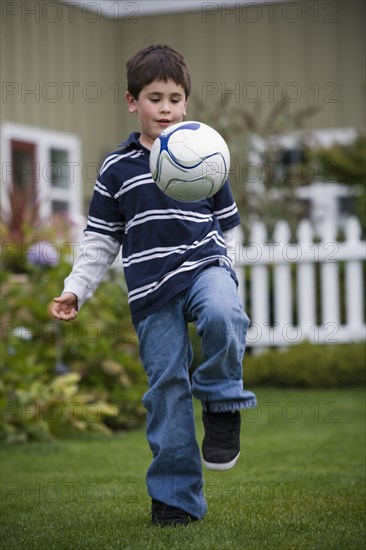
[202,451,240,471]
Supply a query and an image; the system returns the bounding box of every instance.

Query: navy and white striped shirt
[85,132,241,323]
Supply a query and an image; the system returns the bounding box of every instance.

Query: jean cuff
[202,396,257,413]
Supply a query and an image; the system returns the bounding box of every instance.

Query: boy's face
[125,79,188,149]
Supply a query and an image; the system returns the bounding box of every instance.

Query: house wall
[1,0,365,209]
[1,1,124,207]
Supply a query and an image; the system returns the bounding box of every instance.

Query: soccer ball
[149,121,230,202]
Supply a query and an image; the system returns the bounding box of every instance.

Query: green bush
[0,260,147,443]
[243,342,366,388]
[2,250,364,444]
[189,326,365,388]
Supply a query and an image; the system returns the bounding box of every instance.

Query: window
[50,148,70,189]
[1,122,82,224]
[249,128,358,233]
[10,140,38,224]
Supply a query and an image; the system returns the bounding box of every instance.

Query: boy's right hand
[51,293,78,321]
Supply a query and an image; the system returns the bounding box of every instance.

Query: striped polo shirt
[85,132,241,323]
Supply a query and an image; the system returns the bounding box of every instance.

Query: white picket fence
[233,217,366,349]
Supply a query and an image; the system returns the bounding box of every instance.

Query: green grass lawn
[1,388,365,550]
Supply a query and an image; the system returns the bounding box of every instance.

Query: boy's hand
[51,293,78,321]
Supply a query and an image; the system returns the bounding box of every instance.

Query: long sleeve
[222,226,241,267]
[62,231,121,309]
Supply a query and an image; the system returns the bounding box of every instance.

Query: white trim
[61,0,284,19]
[248,127,359,235]
[251,127,357,157]
[1,122,82,222]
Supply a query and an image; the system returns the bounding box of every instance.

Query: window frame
[248,127,359,229]
[1,122,82,222]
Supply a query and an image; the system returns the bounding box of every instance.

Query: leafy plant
[0,260,147,443]
[189,94,320,235]
[242,342,366,388]
[309,133,366,231]
[0,212,79,273]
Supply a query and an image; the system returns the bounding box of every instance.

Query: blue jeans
[134,266,257,519]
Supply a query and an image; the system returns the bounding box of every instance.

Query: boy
[51,44,256,526]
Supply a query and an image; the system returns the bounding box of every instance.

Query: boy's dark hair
[126,44,191,99]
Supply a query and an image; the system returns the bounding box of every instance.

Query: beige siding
[1,2,125,199]
[1,0,365,205]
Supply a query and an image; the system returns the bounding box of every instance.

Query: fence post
[320,220,340,327]
[273,220,292,344]
[344,217,365,331]
[297,219,316,341]
[249,221,269,347]
[233,225,245,305]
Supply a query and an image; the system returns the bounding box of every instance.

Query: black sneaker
[151,499,198,527]
[202,409,241,471]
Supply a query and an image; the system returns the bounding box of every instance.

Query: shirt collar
[118,132,143,150]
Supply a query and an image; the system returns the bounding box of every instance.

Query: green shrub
[0,261,147,443]
[243,342,366,388]
[2,251,364,443]
[189,325,365,388]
